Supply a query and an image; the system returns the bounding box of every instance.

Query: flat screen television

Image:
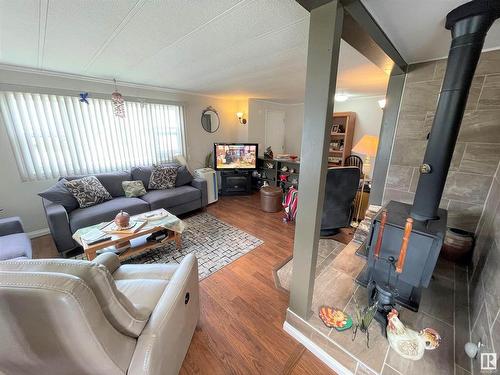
[214,143,258,170]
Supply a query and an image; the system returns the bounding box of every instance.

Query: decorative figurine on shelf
[279,174,288,191]
[252,170,260,178]
[289,168,296,174]
[114,210,130,229]
[281,165,288,172]
[319,306,353,331]
[264,146,273,159]
[352,294,377,348]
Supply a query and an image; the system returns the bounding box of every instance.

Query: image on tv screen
[215,144,257,169]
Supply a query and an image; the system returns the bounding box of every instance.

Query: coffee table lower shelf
[84,230,182,261]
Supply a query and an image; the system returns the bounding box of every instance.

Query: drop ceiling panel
[134,0,307,81]
[85,0,242,77]
[42,0,138,73]
[137,18,309,93]
[0,0,39,66]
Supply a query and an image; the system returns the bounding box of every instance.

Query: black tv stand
[220,170,252,196]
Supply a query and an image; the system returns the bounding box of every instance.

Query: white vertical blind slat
[0,91,185,181]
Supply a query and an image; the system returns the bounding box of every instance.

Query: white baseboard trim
[283,321,354,375]
[27,228,50,239]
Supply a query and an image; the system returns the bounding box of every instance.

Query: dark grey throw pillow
[64,176,112,208]
[148,164,178,190]
[38,178,79,212]
[175,165,193,187]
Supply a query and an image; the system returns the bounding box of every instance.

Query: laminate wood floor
[32,193,351,374]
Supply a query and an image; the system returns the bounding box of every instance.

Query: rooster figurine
[386,309,426,360]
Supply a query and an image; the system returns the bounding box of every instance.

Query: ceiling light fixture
[378,98,387,109]
[236,112,247,125]
[334,93,349,102]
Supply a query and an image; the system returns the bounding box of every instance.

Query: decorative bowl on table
[114,210,130,229]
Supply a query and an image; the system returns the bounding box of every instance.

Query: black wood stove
[356,0,500,332]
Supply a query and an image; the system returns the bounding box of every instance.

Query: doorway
[265,110,285,154]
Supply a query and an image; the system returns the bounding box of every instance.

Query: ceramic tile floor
[284,240,472,375]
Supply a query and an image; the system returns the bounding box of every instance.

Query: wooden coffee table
[74,209,183,261]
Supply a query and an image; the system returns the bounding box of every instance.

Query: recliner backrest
[0,259,150,337]
[0,270,136,375]
[321,166,361,231]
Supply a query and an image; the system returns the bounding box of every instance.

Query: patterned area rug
[79,213,263,280]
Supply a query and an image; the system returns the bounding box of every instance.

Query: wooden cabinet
[328,112,356,167]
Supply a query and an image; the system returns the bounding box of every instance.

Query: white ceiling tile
[42,0,138,73]
[85,0,242,77]
[0,0,39,66]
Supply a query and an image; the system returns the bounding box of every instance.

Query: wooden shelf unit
[328,112,356,167]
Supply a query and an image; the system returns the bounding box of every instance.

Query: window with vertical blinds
[0,91,186,181]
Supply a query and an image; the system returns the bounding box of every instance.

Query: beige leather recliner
[0,252,199,375]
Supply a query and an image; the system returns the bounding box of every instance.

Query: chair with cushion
[0,216,32,260]
[0,252,199,375]
[320,167,361,236]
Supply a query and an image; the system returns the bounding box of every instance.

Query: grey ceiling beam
[296,0,408,75]
[289,0,344,319]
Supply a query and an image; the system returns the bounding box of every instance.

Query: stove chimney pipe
[411,0,500,221]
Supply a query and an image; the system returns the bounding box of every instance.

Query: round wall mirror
[201,106,220,133]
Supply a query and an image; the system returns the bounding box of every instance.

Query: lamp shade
[352,135,379,157]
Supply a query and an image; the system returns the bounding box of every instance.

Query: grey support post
[369,71,406,205]
[289,0,344,319]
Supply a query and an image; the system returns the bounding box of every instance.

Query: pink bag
[283,187,298,223]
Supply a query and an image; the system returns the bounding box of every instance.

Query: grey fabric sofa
[0,217,32,260]
[41,165,207,256]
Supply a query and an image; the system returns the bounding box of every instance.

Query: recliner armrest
[0,216,24,236]
[92,253,121,274]
[128,253,200,375]
[191,178,208,206]
[42,198,76,255]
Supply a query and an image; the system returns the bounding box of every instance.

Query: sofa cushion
[63,171,132,197]
[131,164,193,188]
[122,180,147,198]
[0,258,150,337]
[140,185,201,210]
[38,178,79,212]
[0,233,31,260]
[148,164,178,190]
[65,176,113,208]
[69,197,149,233]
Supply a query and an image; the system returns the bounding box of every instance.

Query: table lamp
[352,135,379,177]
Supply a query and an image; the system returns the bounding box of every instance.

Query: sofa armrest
[128,253,199,375]
[0,217,24,237]
[92,253,121,274]
[191,178,208,207]
[42,199,76,255]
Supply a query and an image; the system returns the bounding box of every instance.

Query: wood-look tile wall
[469,163,500,375]
[383,49,500,233]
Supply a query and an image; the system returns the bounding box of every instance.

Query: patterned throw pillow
[64,176,112,208]
[148,164,178,190]
[122,180,147,198]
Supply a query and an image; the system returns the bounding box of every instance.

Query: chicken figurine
[386,309,426,360]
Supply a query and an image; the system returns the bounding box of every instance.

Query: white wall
[255,96,385,177]
[334,96,384,152]
[247,99,303,156]
[0,67,247,233]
